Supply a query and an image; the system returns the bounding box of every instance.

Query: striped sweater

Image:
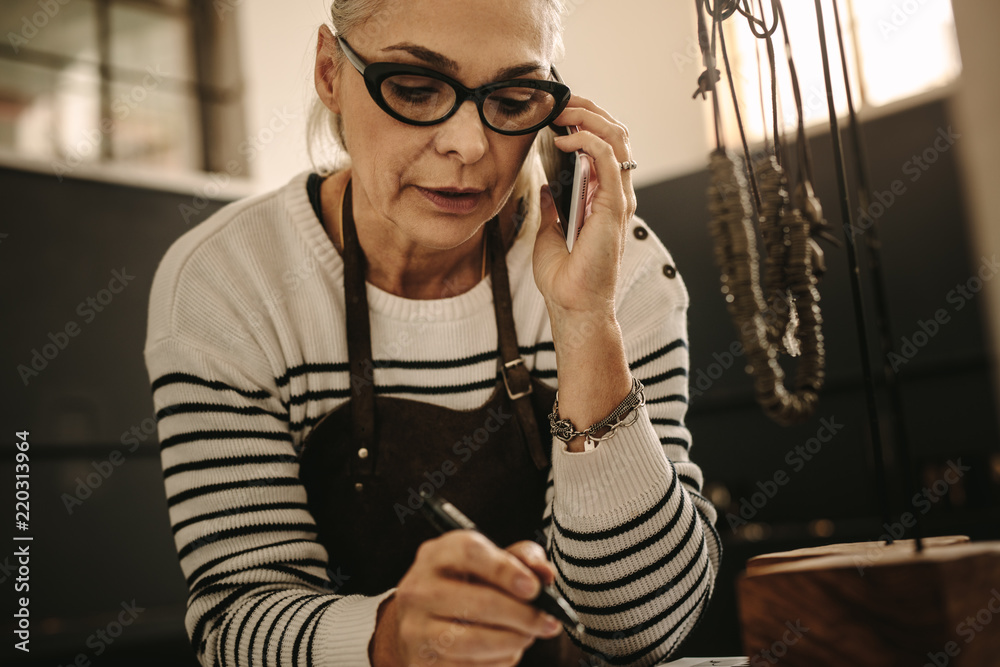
[143,169,721,666]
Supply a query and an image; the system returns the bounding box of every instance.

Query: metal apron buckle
[501,357,533,400]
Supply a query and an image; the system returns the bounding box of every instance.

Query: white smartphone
[548,123,593,252]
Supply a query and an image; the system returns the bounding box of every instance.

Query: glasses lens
[380,74,456,122]
[483,86,558,132]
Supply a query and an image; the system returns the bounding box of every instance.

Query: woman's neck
[320,170,517,300]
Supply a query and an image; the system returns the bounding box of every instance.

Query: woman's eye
[387,83,436,102]
[493,97,532,117]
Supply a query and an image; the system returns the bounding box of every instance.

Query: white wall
[234,0,713,194]
[235,0,333,193]
[557,0,713,188]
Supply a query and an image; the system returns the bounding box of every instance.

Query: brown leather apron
[299,178,588,665]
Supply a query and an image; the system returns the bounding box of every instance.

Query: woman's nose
[434,99,489,164]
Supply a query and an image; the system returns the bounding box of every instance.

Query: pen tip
[575,623,586,635]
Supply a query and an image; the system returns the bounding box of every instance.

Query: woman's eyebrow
[382,42,546,80]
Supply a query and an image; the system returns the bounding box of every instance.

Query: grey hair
[306,0,568,205]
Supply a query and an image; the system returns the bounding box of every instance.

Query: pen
[418,490,586,636]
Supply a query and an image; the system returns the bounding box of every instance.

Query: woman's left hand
[532,94,638,322]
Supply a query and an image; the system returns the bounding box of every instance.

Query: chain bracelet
[548,377,646,445]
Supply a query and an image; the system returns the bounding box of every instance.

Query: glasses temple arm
[335,35,368,74]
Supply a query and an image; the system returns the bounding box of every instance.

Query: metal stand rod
[812,0,895,542]
[828,0,923,551]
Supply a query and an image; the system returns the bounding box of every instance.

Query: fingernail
[544,616,562,633]
[516,575,537,597]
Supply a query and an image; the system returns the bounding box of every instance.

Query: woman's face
[322,0,557,251]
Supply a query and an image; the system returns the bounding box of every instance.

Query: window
[715,0,961,144]
[0,0,246,178]
[845,0,961,107]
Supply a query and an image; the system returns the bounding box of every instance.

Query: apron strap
[485,218,550,470]
[341,181,377,477]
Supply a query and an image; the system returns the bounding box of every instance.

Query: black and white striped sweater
[143,169,721,666]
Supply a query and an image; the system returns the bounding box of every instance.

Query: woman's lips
[416,186,484,214]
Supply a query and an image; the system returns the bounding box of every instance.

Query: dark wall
[637,98,1000,656]
[0,95,997,665]
[1,167,228,666]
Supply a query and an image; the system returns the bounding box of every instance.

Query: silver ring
[619,159,638,171]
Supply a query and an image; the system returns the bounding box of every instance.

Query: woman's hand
[532,93,638,321]
[530,94,637,450]
[370,532,563,666]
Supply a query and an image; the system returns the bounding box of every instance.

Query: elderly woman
[144,0,721,665]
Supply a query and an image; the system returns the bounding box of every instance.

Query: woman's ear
[315,25,342,114]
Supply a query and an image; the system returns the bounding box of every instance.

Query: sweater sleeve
[542,227,722,666]
[145,336,395,666]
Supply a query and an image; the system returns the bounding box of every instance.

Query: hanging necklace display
[746,0,800,354]
[697,0,830,426]
[693,1,1000,664]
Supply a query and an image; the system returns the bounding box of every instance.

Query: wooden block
[737,538,1000,666]
[745,535,970,574]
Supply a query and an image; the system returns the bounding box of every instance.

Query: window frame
[714,0,962,148]
[0,0,250,197]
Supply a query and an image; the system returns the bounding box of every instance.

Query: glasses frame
[336,35,571,136]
